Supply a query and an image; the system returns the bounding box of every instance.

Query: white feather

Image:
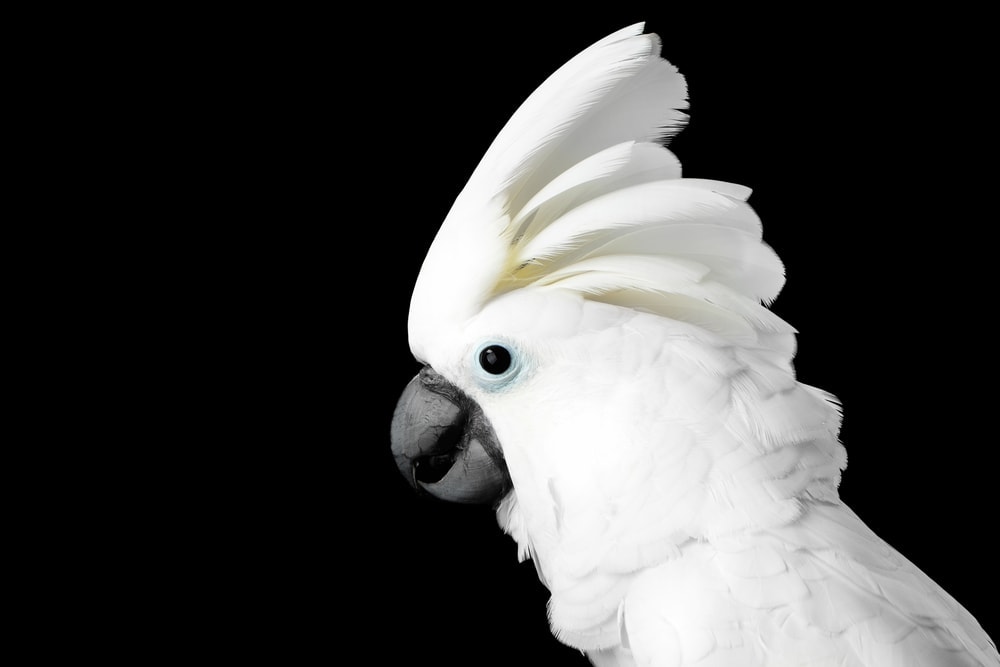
[467,23,687,213]
[510,141,683,246]
[515,180,758,264]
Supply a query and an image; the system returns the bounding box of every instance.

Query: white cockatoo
[390,23,999,666]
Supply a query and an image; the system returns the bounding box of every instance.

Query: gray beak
[391,366,510,504]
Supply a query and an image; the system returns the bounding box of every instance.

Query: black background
[148,6,996,664]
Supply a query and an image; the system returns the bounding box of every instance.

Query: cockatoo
[390,23,999,667]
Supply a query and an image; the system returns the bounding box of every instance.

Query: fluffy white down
[408,23,999,667]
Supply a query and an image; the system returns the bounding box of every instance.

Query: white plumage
[406,23,998,666]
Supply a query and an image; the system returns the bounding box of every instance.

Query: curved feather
[510,141,683,248]
[463,23,687,214]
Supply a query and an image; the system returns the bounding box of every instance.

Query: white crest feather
[409,23,787,363]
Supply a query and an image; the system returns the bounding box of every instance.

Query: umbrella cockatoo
[390,23,999,667]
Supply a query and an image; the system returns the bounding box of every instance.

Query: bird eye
[478,345,512,375]
[471,340,527,391]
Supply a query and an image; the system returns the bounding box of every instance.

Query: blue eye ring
[471,340,526,391]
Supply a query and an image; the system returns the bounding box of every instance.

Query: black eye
[478,345,512,375]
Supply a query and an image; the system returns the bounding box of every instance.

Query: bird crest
[409,23,791,362]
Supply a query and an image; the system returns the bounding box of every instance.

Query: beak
[391,366,510,504]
